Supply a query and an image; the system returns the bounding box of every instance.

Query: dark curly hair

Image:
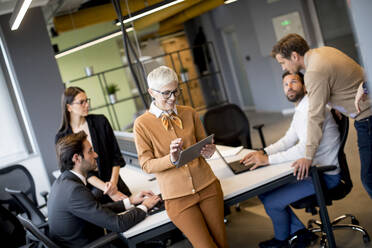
[271,33,310,59]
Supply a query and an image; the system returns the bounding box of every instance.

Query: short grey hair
[147,66,178,90]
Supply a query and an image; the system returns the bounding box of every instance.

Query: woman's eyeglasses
[152,88,182,99]
[72,98,90,105]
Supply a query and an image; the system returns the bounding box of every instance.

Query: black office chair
[203,103,266,149]
[290,111,370,247]
[0,164,48,215]
[5,188,47,230]
[0,204,27,248]
[203,103,266,214]
[17,215,120,248]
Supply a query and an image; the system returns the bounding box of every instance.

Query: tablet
[176,134,214,167]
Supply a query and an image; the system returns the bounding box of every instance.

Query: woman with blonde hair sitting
[134,66,228,248]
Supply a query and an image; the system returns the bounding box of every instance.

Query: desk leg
[311,169,336,248]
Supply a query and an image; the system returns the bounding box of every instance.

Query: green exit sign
[281,20,291,26]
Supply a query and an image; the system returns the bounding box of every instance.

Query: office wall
[0,8,64,184]
[195,0,317,112]
[348,0,372,91]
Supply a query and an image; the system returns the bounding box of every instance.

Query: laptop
[215,148,255,174]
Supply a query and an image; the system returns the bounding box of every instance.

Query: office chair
[203,103,266,213]
[0,204,27,248]
[5,188,47,230]
[17,214,120,248]
[0,164,48,215]
[203,103,266,149]
[290,111,370,247]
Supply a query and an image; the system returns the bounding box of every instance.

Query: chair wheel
[351,219,359,225]
[363,235,370,243]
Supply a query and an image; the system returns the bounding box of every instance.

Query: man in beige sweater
[271,33,372,198]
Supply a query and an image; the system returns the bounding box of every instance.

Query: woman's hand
[103,181,118,196]
[170,138,183,163]
[201,143,216,159]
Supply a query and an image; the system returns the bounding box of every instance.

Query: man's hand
[108,191,127,201]
[355,82,368,113]
[292,158,312,180]
[170,138,183,163]
[201,143,216,159]
[129,190,155,205]
[240,151,268,170]
[142,195,161,210]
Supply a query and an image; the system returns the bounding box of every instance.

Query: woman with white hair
[134,66,228,248]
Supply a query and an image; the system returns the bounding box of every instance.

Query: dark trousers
[259,174,340,240]
[354,115,372,198]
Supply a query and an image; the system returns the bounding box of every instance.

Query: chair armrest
[40,191,49,203]
[37,203,47,209]
[312,165,337,173]
[252,124,264,130]
[36,222,49,229]
[252,124,266,148]
[82,232,120,248]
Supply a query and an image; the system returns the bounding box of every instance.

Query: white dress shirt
[264,96,340,175]
[149,101,178,117]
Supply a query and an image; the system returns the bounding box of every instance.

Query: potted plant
[106,83,119,104]
[180,67,189,82]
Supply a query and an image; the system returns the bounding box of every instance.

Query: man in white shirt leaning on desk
[241,71,341,248]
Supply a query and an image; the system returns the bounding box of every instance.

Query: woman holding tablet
[56,87,132,203]
[134,66,228,248]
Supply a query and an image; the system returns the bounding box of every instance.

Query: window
[0,30,35,165]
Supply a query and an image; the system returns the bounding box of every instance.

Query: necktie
[161,113,183,130]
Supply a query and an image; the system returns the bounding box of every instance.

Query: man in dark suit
[48,131,160,247]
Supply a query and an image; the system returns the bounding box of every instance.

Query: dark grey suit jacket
[48,171,146,248]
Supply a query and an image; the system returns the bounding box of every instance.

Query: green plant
[106,83,119,95]
[180,67,188,73]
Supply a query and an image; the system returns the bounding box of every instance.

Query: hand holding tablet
[175,134,214,167]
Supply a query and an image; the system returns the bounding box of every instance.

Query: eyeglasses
[152,88,182,99]
[72,98,90,105]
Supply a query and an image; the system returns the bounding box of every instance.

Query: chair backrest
[327,110,352,199]
[291,110,352,211]
[203,103,252,148]
[5,188,46,227]
[0,164,37,214]
[0,204,26,247]
[17,215,60,248]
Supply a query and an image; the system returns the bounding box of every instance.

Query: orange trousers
[165,180,228,248]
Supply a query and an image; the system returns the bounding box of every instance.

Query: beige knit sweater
[304,46,371,159]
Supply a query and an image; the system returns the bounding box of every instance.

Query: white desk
[120,146,295,246]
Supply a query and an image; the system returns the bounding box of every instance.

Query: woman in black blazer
[55,87,131,202]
